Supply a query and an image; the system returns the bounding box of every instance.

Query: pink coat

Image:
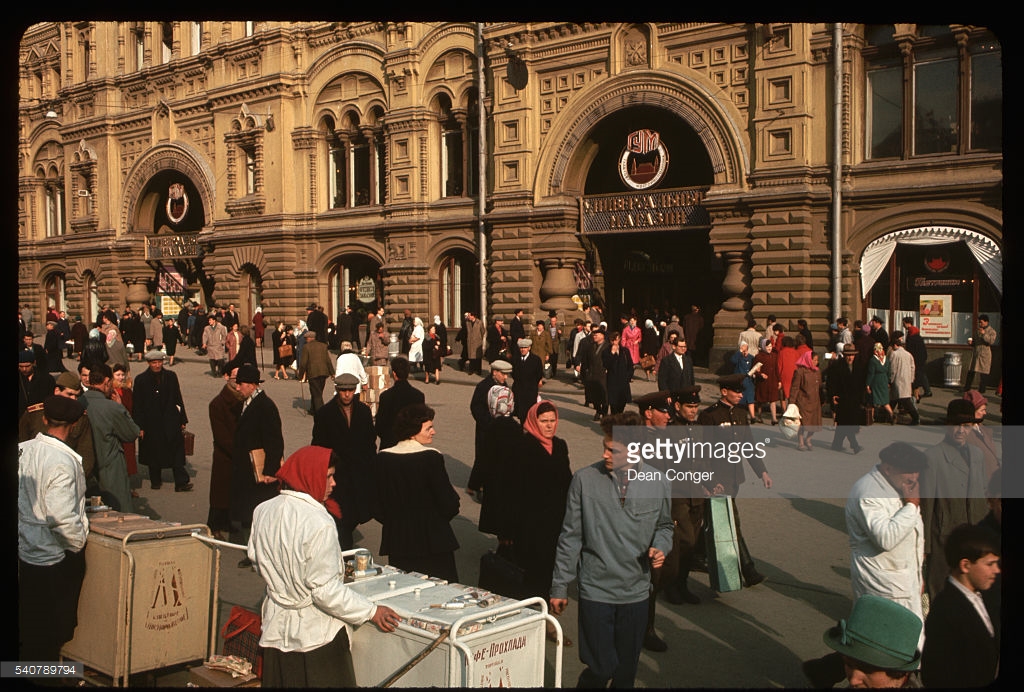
[621,324,642,364]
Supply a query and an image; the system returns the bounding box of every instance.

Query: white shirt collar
[948,576,995,637]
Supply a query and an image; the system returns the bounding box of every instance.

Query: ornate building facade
[18,22,1001,366]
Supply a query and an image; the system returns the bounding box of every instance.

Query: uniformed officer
[663,385,712,604]
[698,373,773,587]
[633,390,674,652]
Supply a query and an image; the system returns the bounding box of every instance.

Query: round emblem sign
[356,276,377,304]
[618,129,669,191]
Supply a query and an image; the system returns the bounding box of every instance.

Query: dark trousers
[914,369,932,396]
[19,550,86,662]
[148,457,190,487]
[830,426,861,452]
[468,358,482,375]
[576,597,648,688]
[894,396,920,424]
[308,375,328,413]
[965,370,988,393]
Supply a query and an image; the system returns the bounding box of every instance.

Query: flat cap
[43,395,84,424]
[334,372,360,389]
[304,330,317,339]
[144,349,166,361]
[878,441,927,473]
[490,359,513,373]
[55,371,83,392]
[517,338,533,348]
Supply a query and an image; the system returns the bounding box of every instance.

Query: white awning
[860,226,1002,299]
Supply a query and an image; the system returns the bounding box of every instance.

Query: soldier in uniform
[634,390,675,652]
[698,373,773,587]
[664,385,714,605]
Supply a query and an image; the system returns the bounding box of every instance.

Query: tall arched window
[439,251,478,328]
[85,272,99,326]
[44,273,65,314]
[41,164,65,238]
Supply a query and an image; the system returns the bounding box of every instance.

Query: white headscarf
[645,318,659,336]
[434,315,442,325]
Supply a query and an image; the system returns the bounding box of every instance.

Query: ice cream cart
[60,512,221,687]
[345,555,563,687]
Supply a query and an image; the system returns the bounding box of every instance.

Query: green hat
[823,595,922,672]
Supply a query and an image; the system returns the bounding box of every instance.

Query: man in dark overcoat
[231,364,283,564]
[511,338,544,422]
[132,349,192,491]
[311,372,377,549]
[208,363,244,539]
[827,346,864,453]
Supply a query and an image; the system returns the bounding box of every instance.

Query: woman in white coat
[408,316,425,371]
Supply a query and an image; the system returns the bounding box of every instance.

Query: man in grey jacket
[549,411,674,688]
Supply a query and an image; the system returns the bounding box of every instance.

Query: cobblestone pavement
[61,343,1000,687]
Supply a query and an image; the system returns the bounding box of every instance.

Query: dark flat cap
[236,364,264,384]
[946,399,983,425]
[43,395,84,424]
[334,372,360,389]
[878,442,927,473]
[19,350,35,363]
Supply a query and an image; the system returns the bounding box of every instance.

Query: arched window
[44,273,65,314]
[41,164,65,238]
[325,111,384,209]
[438,251,478,328]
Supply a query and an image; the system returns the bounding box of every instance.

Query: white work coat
[845,465,924,625]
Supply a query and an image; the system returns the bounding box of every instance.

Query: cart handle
[447,596,563,688]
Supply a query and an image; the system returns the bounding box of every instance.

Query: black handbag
[479,547,527,599]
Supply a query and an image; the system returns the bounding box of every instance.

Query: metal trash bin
[943,351,963,387]
[61,513,220,687]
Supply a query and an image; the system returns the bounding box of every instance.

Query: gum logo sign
[619,129,669,190]
[472,633,530,687]
[145,560,189,631]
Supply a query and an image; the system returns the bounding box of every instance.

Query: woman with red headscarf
[249,445,401,687]
[790,350,823,451]
[516,400,573,645]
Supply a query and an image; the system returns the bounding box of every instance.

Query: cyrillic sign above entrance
[580,187,710,234]
[146,234,201,260]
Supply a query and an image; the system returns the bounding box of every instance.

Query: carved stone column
[533,228,585,314]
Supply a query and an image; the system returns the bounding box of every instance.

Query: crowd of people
[18,299,1002,688]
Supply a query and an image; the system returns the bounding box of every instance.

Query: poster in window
[919,294,952,338]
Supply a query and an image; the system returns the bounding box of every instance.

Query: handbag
[778,403,801,440]
[479,547,527,600]
[704,496,743,593]
[640,354,656,370]
[182,429,195,456]
[278,342,294,358]
[221,605,263,678]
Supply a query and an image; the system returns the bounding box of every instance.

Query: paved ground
[65,343,1001,687]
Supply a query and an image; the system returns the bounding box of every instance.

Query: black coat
[306,309,328,343]
[511,353,544,421]
[19,371,56,418]
[921,582,999,688]
[657,351,695,391]
[470,375,500,473]
[603,346,633,412]
[374,447,460,557]
[337,312,360,348]
[375,380,426,451]
[472,416,525,537]
[826,357,864,425]
[133,367,188,470]
[231,390,283,523]
[311,397,377,525]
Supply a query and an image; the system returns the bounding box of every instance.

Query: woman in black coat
[470,385,521,540]
[374,403,460,583]
[82,328,109,370]
[515,400,573,643]
[162,318,182,365]
[602,330,634,414]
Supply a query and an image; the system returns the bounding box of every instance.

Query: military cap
[334,372,360,389]
[671,385,702,405]
[717,373,747,392]
[55,371,83,392]
[634,390,673,412]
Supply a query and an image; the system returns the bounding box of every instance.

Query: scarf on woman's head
[795,349,818,371]
[275,445,341,518]
[523,400,558,454]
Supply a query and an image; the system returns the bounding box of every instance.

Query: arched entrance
[438,249,479,330]
[328,254,383,344]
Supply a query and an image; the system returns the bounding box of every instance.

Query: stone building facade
[18,22,1001,369]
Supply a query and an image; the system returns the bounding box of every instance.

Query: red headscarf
[275,445,341,518]
[523,400,558,455]
[795,349,818,371]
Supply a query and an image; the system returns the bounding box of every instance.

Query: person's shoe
[238,557,253,568]
[852,445,863,455]
[592,412,601,421]
[151,482,162,490]
[678,578,701,604]
[922,391,933,398]
[743,570,766,587]
[643,629,668,652]
[689,556,708,573]
[175,482,194,492]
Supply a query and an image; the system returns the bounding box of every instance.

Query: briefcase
[704,496,743,593]
[183,429,196,456]
[862,406,874,426]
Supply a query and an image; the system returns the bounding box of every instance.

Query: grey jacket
[550,461,673,604]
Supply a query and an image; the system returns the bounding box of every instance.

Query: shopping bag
[479,548,527,600]
[704,496,743,593]
[778,403,801,440]
[221,605,263,678]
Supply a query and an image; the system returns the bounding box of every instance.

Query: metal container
[61,513,220,687]
[944,351,963,387]
[348,568,562,687]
